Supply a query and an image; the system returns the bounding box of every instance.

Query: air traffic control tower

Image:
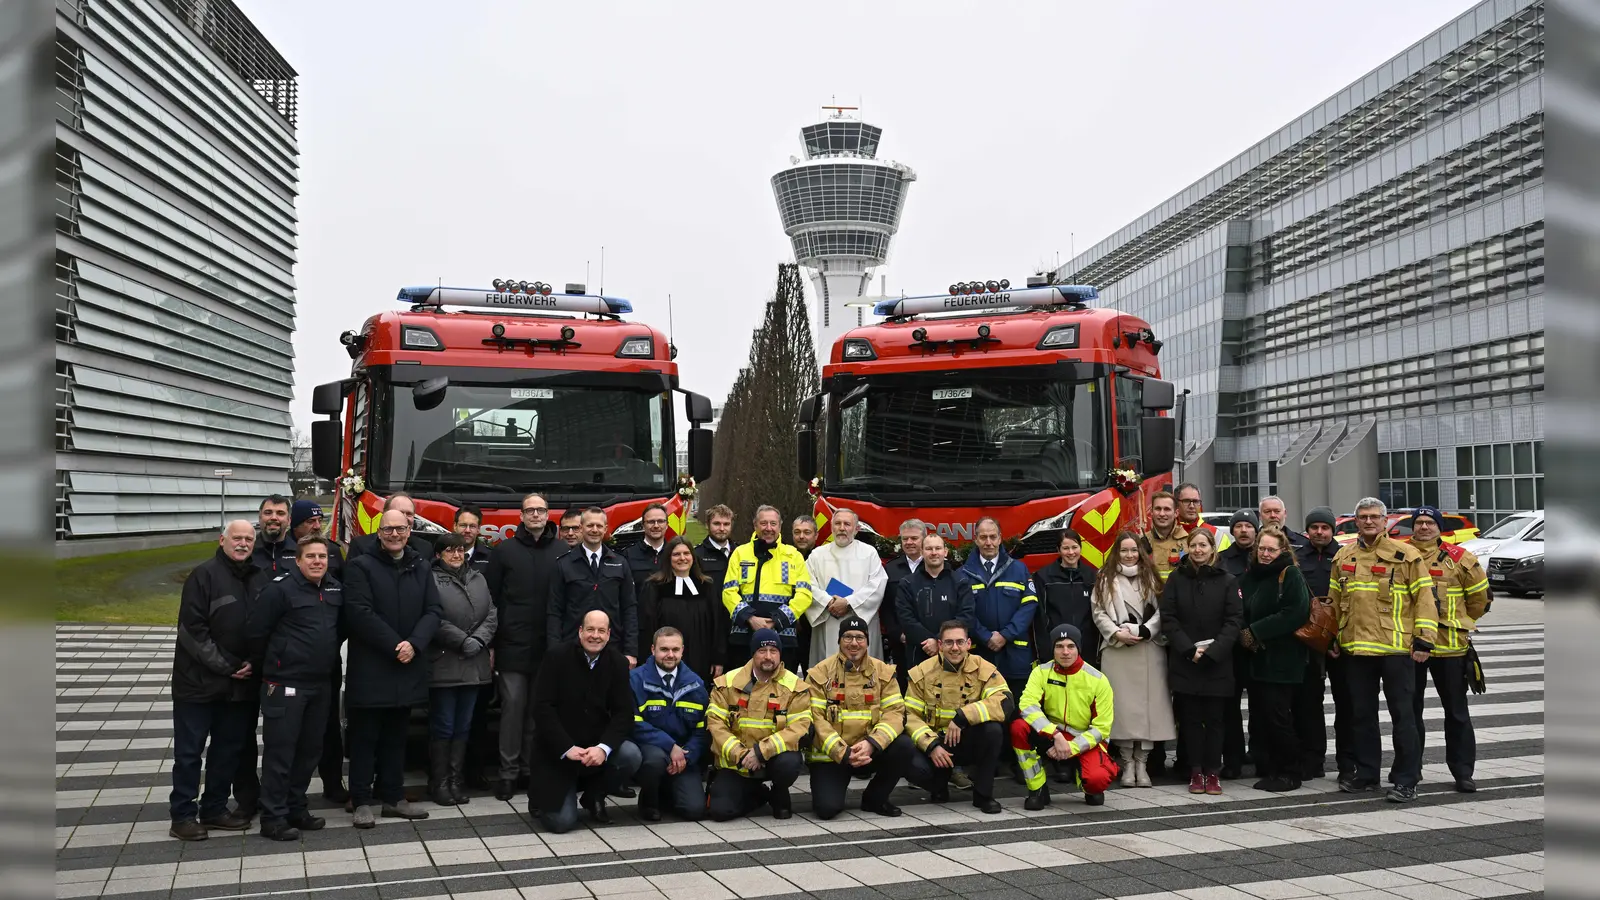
[771,107,916,365]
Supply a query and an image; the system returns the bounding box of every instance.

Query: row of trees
[698,263,819,532]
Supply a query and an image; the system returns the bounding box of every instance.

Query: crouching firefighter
[805,616,914,820]
[705,628,812,820]
[1012,624,1117,808]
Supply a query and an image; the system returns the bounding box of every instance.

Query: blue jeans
[636,742,706,820]
[429,686,480,740]
[540,740,643,834]
[169,699,256,822]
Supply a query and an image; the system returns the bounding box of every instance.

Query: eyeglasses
[939,638,970,647]
[559,524,580,531]
[1178,498,1201,505]
[440,546,466,554]
[643,518,667,526]
[378,525,410,535]
[523,506,549,514]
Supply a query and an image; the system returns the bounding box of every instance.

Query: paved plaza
[56,608,1545,900]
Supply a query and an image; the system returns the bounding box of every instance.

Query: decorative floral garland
[807,476,824,500]
[340,468,365,497]
[1109,467,1141,496]
[676,473,698,499]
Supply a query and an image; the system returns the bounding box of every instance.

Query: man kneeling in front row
[806,616,915,819]
[529,610,642,833]
[903,620,1012,814]
[1013,624,1117,808]
[706,629,811,820]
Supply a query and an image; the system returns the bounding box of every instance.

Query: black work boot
[429,740,455,806]
[169,819,207,841]
[449,739,472,805]
[1024,785,1052,810]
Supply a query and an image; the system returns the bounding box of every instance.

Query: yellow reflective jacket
[804,653,903,763]
[1409,538,1490,657]
[1328,534,1439,656]
[706,661,812,772]
[722,535,815,648]
[1017,659,1114,758]
[903,652,1011,752]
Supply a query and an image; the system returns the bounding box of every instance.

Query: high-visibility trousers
[1009,717,1118,793]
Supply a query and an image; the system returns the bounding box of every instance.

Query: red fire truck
[309,280,715,549]
[795,278,1178,570]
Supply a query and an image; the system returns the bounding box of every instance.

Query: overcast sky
[238,0,1473,433]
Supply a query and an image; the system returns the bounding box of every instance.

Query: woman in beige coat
[1093,532,1178,787]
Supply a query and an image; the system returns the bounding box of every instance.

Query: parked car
[1200,511,1236,531]
[1483,519,1544,597]
[1333,509,1480,548]
[1462,510,1544,560]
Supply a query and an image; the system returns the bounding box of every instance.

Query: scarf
[1053,657,1084,676]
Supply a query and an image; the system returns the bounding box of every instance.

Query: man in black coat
[694,504,735,591]
[1218,510,1259,579]
[168,520,266,841]
[347,492,440,560]
[253,495,298,577]
[342,509,442,827]
[530,609,642,833]
[455,504,493,573]
[247,536,345,841]
[1296,506,1343,780]
[548,508,638,663]
[894,534,976,663]
[620,503,669,594]
[881,519,928,689]
[289,499,350,803]
[484,493,563,800]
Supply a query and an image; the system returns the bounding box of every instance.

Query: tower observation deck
[771,108,916,364]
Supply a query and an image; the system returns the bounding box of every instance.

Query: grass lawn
[56,541,214,626]
[681,517,708,545]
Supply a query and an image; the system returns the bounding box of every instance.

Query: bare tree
[699,264,819,537]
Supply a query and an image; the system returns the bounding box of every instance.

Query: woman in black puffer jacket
[1159,527,1243,796]
[1032,529,1099,669]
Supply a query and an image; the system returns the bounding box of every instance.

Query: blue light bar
[873,284,1099,318]
[397,286,633,315]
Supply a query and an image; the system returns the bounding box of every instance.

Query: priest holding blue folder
[805,509,889,667]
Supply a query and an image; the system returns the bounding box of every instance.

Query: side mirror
[1140,415,1176,475]
[685,391,714,424]
[796,430,817,483]
[311,420,344,481]
[687,427,714,482]
[311,380,346,416]
[796,392,822,425]
[413,377,449,411]
[1141,378,1176,411]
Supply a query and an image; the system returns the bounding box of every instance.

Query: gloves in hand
[1239,628,1256,651]
[462,637,484,657]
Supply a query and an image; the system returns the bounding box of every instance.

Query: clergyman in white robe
[805,527,888,665]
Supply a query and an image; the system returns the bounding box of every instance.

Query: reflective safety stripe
[696,720,706,728]
[634,715,644,723]
[839,710,874,720]
[641,699,667,710]
[996,581,1027,590]
[820,732,845,756]
[911,725,936,745]
[981,685,1006,698]
[1462,577,1489,594]
[771,735,788,755]
[904,695,928,713]
[738,718,777,730]
[708,704,730,720]
[789,710,813,723]
[1342,640,1412,655]
[871,722,897,742]
[881,695,904,709]
[675,701,705,712]
[1012,639,1029,646]
[936,707,959,719]
[1015,749,1047,791]
[968,702,991,724]
[718,736,742,763]
[810,698,828,710]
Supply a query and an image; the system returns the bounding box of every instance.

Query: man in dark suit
[530,609,642,832]
[455,504,493,572]
[881,518,928,691]
[694,504,735,590]
[347,492,438,560]
[548,508,639,665]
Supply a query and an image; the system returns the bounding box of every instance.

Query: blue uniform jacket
[629,662,710,767]
[961,550,1039,681]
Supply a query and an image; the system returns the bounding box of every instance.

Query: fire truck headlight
[1037,325,1079,350]
[492,279,507,291]
[561,326,576,341]
[985,280,1000,293]
[841,339,876,360]
[491,323,506,338]
[977,324,991,339]
[999,278,1011,290]
[948,284,960,296]
[401,326,443,350]
[617,336,653,357]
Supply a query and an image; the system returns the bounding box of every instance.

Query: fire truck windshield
[831,370,1110,496]
[375,381,669,498]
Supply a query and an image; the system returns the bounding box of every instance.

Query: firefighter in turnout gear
[705,629,812,821]
[1141,491,1189,582]
[1328,499,1440,803]
[805,616,913,819]
[723,507,815,672]
[1012,624,1117,808]
[903,620,1014,814]
[1407,506,1490,793]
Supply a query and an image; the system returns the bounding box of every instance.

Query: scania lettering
[795,278,1178,570]
[309,281,715,549]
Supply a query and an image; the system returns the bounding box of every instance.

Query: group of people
[168,483,1490,842]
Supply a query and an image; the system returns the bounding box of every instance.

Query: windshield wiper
[840,476,934,491]
[931,478,1061,490]
[415,480,518,494]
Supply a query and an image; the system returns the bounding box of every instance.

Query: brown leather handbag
[1295,593,1338,655]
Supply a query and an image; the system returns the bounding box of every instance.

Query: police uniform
[1328,531,1438,795]
[903,650,1013,813]
[805,617,912,819]
[247,567,344,836]
[1012,624,1117,807]
[705,631,813,820]
[1408,506,1490,789]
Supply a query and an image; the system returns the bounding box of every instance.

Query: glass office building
[1053,0,1543,528]
[54,0,299,540]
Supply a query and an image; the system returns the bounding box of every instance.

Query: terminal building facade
[54,0,299,541]
[1053,0,1543,529]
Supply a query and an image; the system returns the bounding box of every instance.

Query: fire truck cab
[309,281,715,548]
[795,278,1179,570]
